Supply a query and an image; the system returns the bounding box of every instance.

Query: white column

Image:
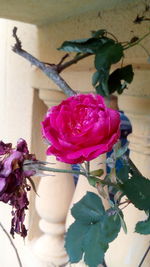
[119,94,150,177]
[32,89,75,266]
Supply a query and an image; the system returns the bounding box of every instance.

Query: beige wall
[0,19,38,145]
[0,19,38,267]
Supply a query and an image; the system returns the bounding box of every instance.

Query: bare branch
[13,27,22,50]
[12,27,76,97]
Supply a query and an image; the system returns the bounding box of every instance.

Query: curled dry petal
[0,138,36,238]
[0,141,12,155]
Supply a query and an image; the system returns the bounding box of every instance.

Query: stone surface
[0,0,141,25]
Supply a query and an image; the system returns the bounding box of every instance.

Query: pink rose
[41,94,120,164]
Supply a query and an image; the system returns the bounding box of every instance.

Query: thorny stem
[0,223,23,267]
[12,27,76,97]
[85,161,90,177]
[138,245,150,267]
[38,165,86,176]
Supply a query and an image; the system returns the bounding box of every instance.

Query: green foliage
[58,37,113,54]
[90,169,104,177]
[120,173,150,211]
[117,211,128,234]
[91,29,106,38]
[94,41,124,96]
[117,162,130,182]
[95,69,110,96]
[58,30,128,96]
[65,221,90,262]
[135,214,150,235]
[102,209,121,242]
[95,42,123,70]
[83,222,109,267]
[108,65,134,94]
[87,175,101,187]
[71,191,105,223]
[65,192,121,267]
[58,29,150,97]
[92,71,101,86]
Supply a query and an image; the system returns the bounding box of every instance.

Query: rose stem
[138,245,150,267]
[0,222,23,267]
[38,165,86,176]
[102,259,108,267]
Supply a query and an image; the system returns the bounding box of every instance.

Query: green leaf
[102,210,121,242]
[117,163,130,182]
[90,169,104,177]
[88,176,102,187]
[121,174,150,210]
[66,192,121,267]
[119,65,134,83]
[65,221,90,262]
[91,29,106,38]
[135,215,150,235]
[94,43,123,96]
[83,212,121,267]
[95,43,123,70]
[95,68,110,96]
[92,71,101,86]
[71,192,105,224]
[83,222,108,267]
[58,37,114,54]
[117,212,127,234]
[108,65,134,94]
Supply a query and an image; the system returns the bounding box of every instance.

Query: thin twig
[123,31,150,50]
[107,31,118,42]
[138,245,150,267]
[0,222,23,267]
[120,201,131,210]
[138,43,150,57]
[57,53,70,66]
[12,27,76,97]
[119,199,130,206]
[57,53,92,73]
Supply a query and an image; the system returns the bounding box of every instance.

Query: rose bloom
[42,94,120,164]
